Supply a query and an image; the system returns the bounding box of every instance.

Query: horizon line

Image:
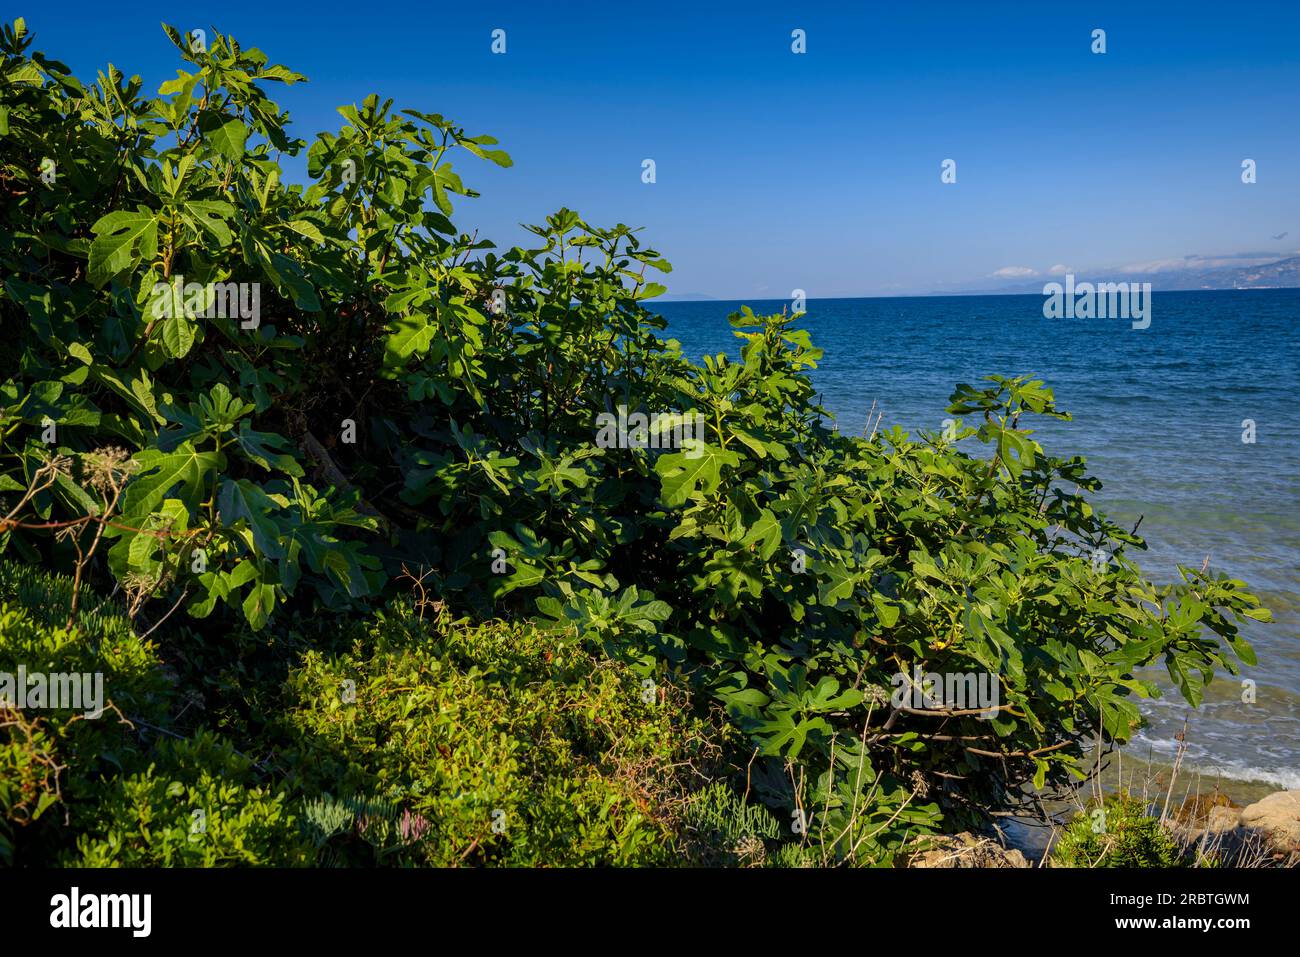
[656,285,1300,305]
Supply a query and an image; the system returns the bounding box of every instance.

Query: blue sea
[658,289,1300,793]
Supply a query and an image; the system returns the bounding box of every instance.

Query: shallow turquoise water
[658,289,1300,789]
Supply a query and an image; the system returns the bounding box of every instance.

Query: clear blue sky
[17,1,1300,298]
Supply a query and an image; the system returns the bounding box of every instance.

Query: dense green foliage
[0,562,172,863]
[0,19,1270,864]
[1051,792,1184,868]
[0,562,740,865]
[278,602,735,866]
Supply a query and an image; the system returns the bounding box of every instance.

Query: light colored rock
[1205,804,1242,834]
[906,832,1030,868]
[1239,790,1300,852]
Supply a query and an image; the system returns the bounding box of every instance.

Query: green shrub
[278,601,734,866]
[2,564,740,865]
[0,563,310,866]
[680,780,783,866]
[0,703,60,865]
[0,562,172,725]
[71,731,310,866]
[0,561,173,863]
[0,17,1270,858]
[1051,792,1184,868]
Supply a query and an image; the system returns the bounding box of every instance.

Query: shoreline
[999,748,1293,860]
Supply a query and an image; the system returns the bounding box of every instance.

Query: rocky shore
[903,790,1298,868]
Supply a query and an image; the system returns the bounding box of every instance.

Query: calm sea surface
[658,290,1300,791]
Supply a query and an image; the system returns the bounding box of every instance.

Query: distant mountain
[1165,255,1300,289]
[947,256,1300,296]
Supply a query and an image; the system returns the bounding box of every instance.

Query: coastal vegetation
[0,20,1275,866]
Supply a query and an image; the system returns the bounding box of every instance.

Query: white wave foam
[1185,763,1300,791]
[1125,733,1300,789]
